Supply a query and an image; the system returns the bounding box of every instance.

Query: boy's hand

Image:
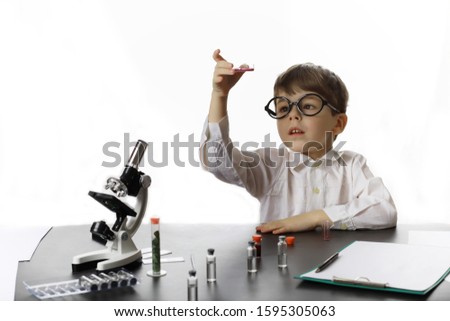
[256,210,331,234]
[212,49,248,97]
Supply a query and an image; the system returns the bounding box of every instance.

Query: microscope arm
[125,186,148,238]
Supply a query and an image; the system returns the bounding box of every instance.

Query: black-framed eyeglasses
[264,93,341,119]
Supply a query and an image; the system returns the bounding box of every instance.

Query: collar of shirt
[282,146,344,172]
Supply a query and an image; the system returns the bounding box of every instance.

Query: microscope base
[72,231,142,272]
[72,249,142,272]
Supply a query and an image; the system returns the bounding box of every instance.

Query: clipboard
[296,241,450,295]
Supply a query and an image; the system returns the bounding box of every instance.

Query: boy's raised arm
[208,49,247,123]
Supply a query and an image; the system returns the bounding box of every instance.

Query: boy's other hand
[212,49,248,97]
[256,210,331,234]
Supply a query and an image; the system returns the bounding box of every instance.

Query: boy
[200,49,397,234]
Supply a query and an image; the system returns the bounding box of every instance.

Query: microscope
[72,140,150,272]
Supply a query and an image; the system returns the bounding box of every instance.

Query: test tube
[152,217,161,273]
[147,217,167,277]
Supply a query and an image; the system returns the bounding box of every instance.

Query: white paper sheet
[408,231,450,282]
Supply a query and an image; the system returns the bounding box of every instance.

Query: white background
[1,0,449,227]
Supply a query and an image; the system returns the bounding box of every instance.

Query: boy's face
[276,88,347,159]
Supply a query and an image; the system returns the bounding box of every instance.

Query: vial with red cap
[252,234,262,258]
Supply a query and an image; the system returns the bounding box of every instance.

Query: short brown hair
[274,63,348,114]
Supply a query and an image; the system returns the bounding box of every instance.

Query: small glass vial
[187,270,198,301]
[90,274,109,290]
[147,217,167,277]
[117,270,138,286]
[252,234,262,258]
[79,275,99,292]
[206,248,217,283]
[247,241,257,273]
[278,235,288,268]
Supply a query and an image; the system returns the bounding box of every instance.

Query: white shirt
[200,116,397,230]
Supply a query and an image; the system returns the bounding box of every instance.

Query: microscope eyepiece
[127,140,147,169]
[116,140,148,197]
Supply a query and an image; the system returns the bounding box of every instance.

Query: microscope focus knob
[141,175,151,189]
